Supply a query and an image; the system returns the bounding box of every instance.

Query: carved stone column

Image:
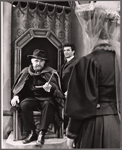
[2,1,12,138]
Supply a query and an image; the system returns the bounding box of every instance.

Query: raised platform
[5,131,68,149]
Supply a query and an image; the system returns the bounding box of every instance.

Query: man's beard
[33,65,44,72]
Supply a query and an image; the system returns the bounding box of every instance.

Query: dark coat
[11,66,64,129]
[65,44,120,148]
[61,57,78,93]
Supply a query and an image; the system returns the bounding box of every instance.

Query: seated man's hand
[11,95,20,106]
[43,82,52,92]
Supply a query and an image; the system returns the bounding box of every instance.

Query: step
[5,131,68,149]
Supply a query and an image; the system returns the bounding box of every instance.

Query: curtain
[11,2,71,45]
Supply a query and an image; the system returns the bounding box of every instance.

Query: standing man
[61,43,77,132]
[11,49,64,146]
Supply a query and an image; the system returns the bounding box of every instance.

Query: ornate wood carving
[14,28,62,79]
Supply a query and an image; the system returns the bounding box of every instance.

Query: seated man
[11,49,64,146]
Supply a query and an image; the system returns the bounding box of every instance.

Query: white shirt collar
[66,56,74,62]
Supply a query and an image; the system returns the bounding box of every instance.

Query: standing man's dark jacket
[11,65,64,129]
[61,57,78,93]
[61,56,78,130]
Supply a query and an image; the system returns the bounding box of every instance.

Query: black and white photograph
[1,1,121,149]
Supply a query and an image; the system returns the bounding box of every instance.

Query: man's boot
[36,130,46,146]
[23,130,37,144]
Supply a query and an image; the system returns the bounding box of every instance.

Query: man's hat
[27,49,48,61]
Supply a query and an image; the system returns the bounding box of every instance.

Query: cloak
[11,66,64,129]
[65,48,118,120]
[65,55,98,120]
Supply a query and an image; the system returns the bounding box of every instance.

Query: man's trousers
[20,98,55,132]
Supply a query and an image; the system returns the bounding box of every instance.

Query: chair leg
[57,109,64,138]
[13,110,18,141]
[13,111,16,141]
[16,110,18,140]
[59,127,63,138]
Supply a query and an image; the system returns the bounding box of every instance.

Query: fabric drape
[11,2,71,44]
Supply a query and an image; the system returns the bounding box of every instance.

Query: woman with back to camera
[65,1,120,148]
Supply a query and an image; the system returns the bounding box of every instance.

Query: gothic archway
[14,28,62,80]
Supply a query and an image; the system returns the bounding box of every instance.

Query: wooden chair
[13,108,64,141]
[13,30,64,141]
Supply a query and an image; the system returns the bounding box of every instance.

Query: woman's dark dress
[65,44,120,148]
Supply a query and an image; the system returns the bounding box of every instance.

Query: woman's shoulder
[77,52,97,63]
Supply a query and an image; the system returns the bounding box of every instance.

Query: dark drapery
[11,2,72,44]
